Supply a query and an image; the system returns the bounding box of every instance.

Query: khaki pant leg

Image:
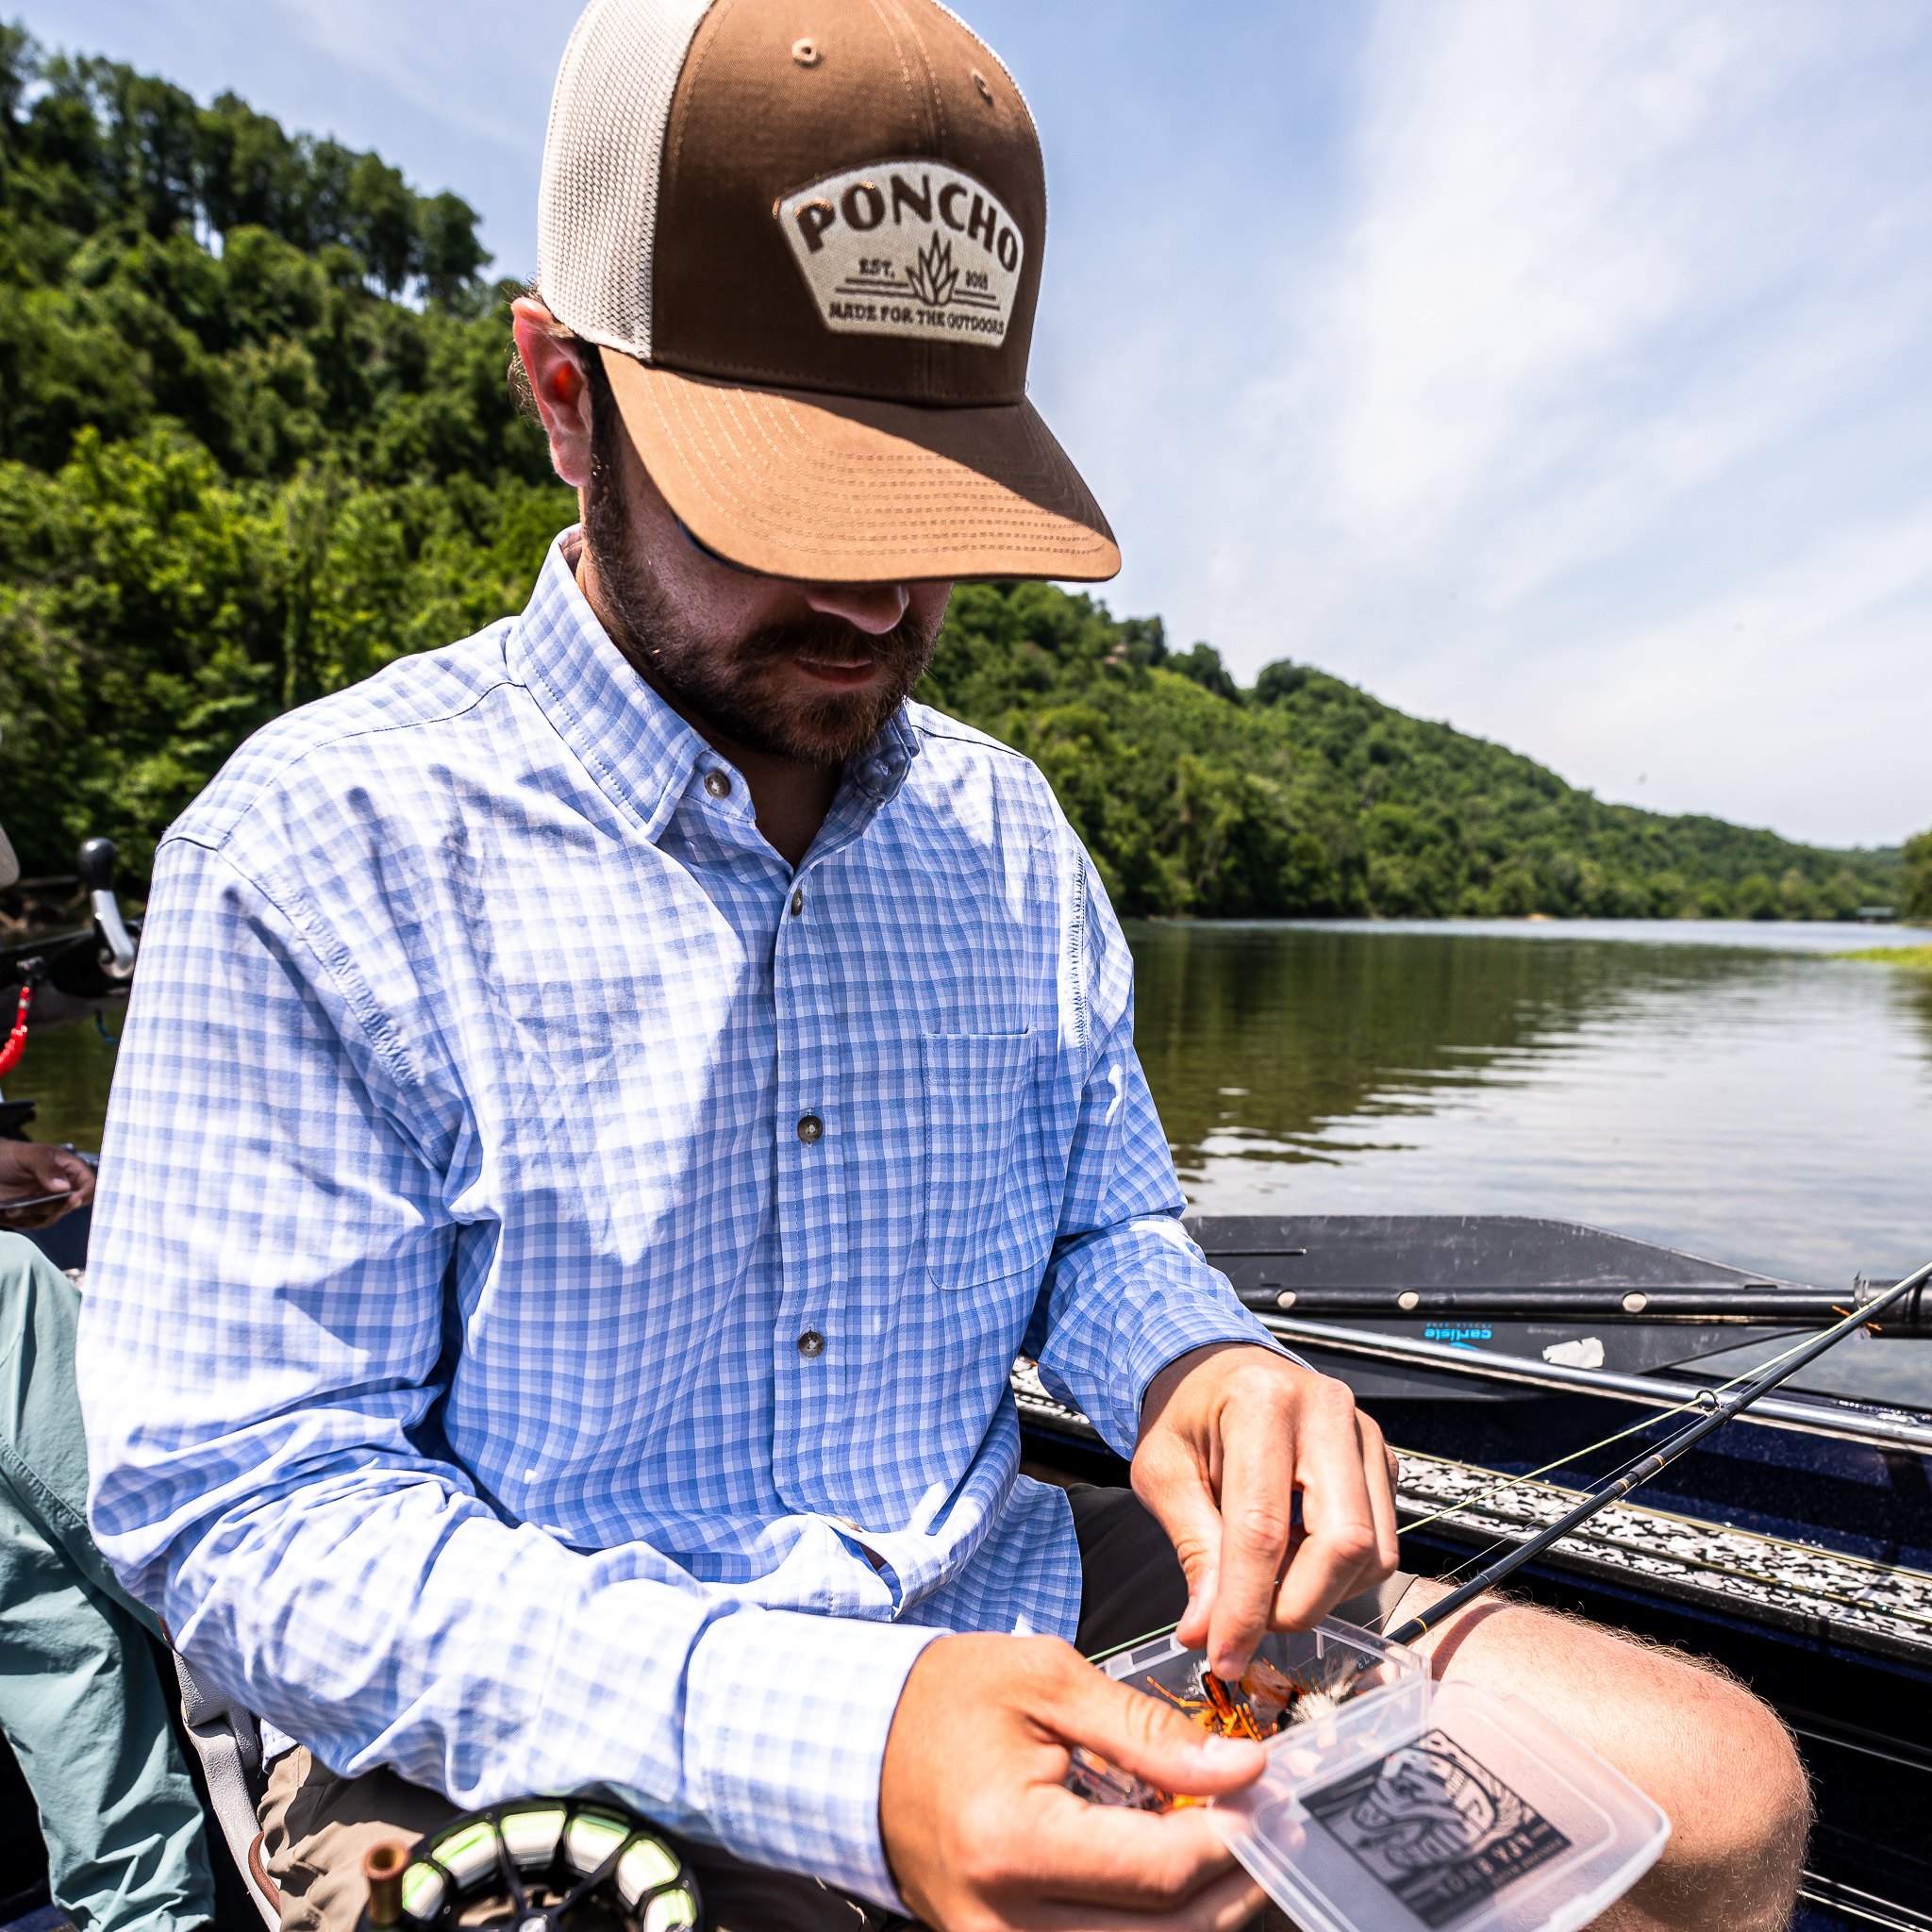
[258,1749,458,1932]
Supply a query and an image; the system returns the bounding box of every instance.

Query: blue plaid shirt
[77,535,1270,1905]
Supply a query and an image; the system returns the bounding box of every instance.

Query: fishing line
[1397,1321,1836,1546]
[1383,1260,1932,1649]
[1397,1328,1848,1597]
[1085,1622,1180,1666]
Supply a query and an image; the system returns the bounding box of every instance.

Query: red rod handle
[0,982,33,1079]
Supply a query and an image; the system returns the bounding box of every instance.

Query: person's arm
[1025,858,1398,1672]
[76,833,934,1904]
[1021,856,1278,1446]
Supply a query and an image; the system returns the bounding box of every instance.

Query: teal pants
[0,1233,214,1932]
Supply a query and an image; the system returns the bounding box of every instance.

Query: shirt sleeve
[1024,858,1288,1457]
[76,833,934,1907]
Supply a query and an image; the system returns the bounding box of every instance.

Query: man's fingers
[881,1634,1263,1930]
[1130,1431,1224,1650]
[1201,1409,1298,1679]
[1135,1349,1403,1680]
[1000,1787,1253,1916]
[1249,1383,1384,1641]
[1360,1412,1402,1580]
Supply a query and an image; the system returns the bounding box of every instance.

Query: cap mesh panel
[538,0,716,359]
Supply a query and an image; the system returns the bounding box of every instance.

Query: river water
[1130,919,1932,1409]
[13,918,1929,1404]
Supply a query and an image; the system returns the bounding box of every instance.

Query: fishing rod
[1382,1257,1932,1650]
[1231,1282,1932,1327]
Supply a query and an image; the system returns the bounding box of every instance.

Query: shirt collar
[507,531,922,845]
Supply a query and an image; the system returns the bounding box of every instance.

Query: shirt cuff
[679,1606,942,1909]
[1039,1220,1291,1456]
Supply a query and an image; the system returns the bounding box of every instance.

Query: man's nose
[802,581,910,634]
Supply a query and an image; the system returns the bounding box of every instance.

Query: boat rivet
[1275,1290,1296,1309]
[1397,1291,1421,1312]
[1623,1291,1648,1313]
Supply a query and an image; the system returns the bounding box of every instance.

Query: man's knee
[1391,1583,1808,1931]
[1597,1649,1808,1932]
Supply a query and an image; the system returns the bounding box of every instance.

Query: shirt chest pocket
[922,1029,1042,1291]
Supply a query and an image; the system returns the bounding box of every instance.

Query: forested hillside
[0,31,1908,917]
[921,592,1901,919]
[0,28,574,878]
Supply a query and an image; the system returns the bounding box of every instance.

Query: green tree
[1172,641,1240,702]
[0,34,569,880]
[1904,829,1932,920]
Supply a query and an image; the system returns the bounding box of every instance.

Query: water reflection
[1129,922,1932,1408]
[1895,961,1932,1064]
[1128,922,1932,1297]
[3,1014,120,1152]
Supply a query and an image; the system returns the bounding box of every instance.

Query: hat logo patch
[777,161,1023,349]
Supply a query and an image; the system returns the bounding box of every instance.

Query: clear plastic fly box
[1098,1617,1431,1740]
[1215,1676,1671,1932]
[1066,1618,1431,1810]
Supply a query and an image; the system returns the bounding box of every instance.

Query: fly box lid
[1216,1677,1671,1932]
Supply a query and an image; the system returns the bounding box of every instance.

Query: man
[77,2,1807,1928]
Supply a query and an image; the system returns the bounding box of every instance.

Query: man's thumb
[1064,1666,1265,1801]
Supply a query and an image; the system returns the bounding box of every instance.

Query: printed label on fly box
[1302,1727,1573,1927]
[1219,1681,1670,1932]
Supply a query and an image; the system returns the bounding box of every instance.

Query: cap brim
[598,351,1120,584]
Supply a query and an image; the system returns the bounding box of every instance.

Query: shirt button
[797,1330,825,1357]
[703,769,732,799]
[796,1113,824,1143]
[790,888,804,917]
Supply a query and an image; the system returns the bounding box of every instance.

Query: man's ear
[512,297,596,491]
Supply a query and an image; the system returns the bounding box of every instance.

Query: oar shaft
[1381,1259,1932,1648]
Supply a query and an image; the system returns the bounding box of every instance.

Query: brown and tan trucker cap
[537,0,1120,583]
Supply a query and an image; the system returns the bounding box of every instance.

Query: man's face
[580,390,953,766]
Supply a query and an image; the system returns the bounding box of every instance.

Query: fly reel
[360,1798,701,1932]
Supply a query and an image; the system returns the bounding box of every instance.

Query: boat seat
[174,1654,281,1929]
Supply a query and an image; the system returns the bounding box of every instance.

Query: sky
[30,0,1932,850]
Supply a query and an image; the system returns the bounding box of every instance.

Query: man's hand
[880,1633,1268,1931]
[0,1141,94,1229]
[1133,1345,1399,1682]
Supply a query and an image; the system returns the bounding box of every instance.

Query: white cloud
[1106,0,1932,845]
[251,0,574,160]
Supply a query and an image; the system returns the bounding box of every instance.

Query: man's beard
[583,458,941,766]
